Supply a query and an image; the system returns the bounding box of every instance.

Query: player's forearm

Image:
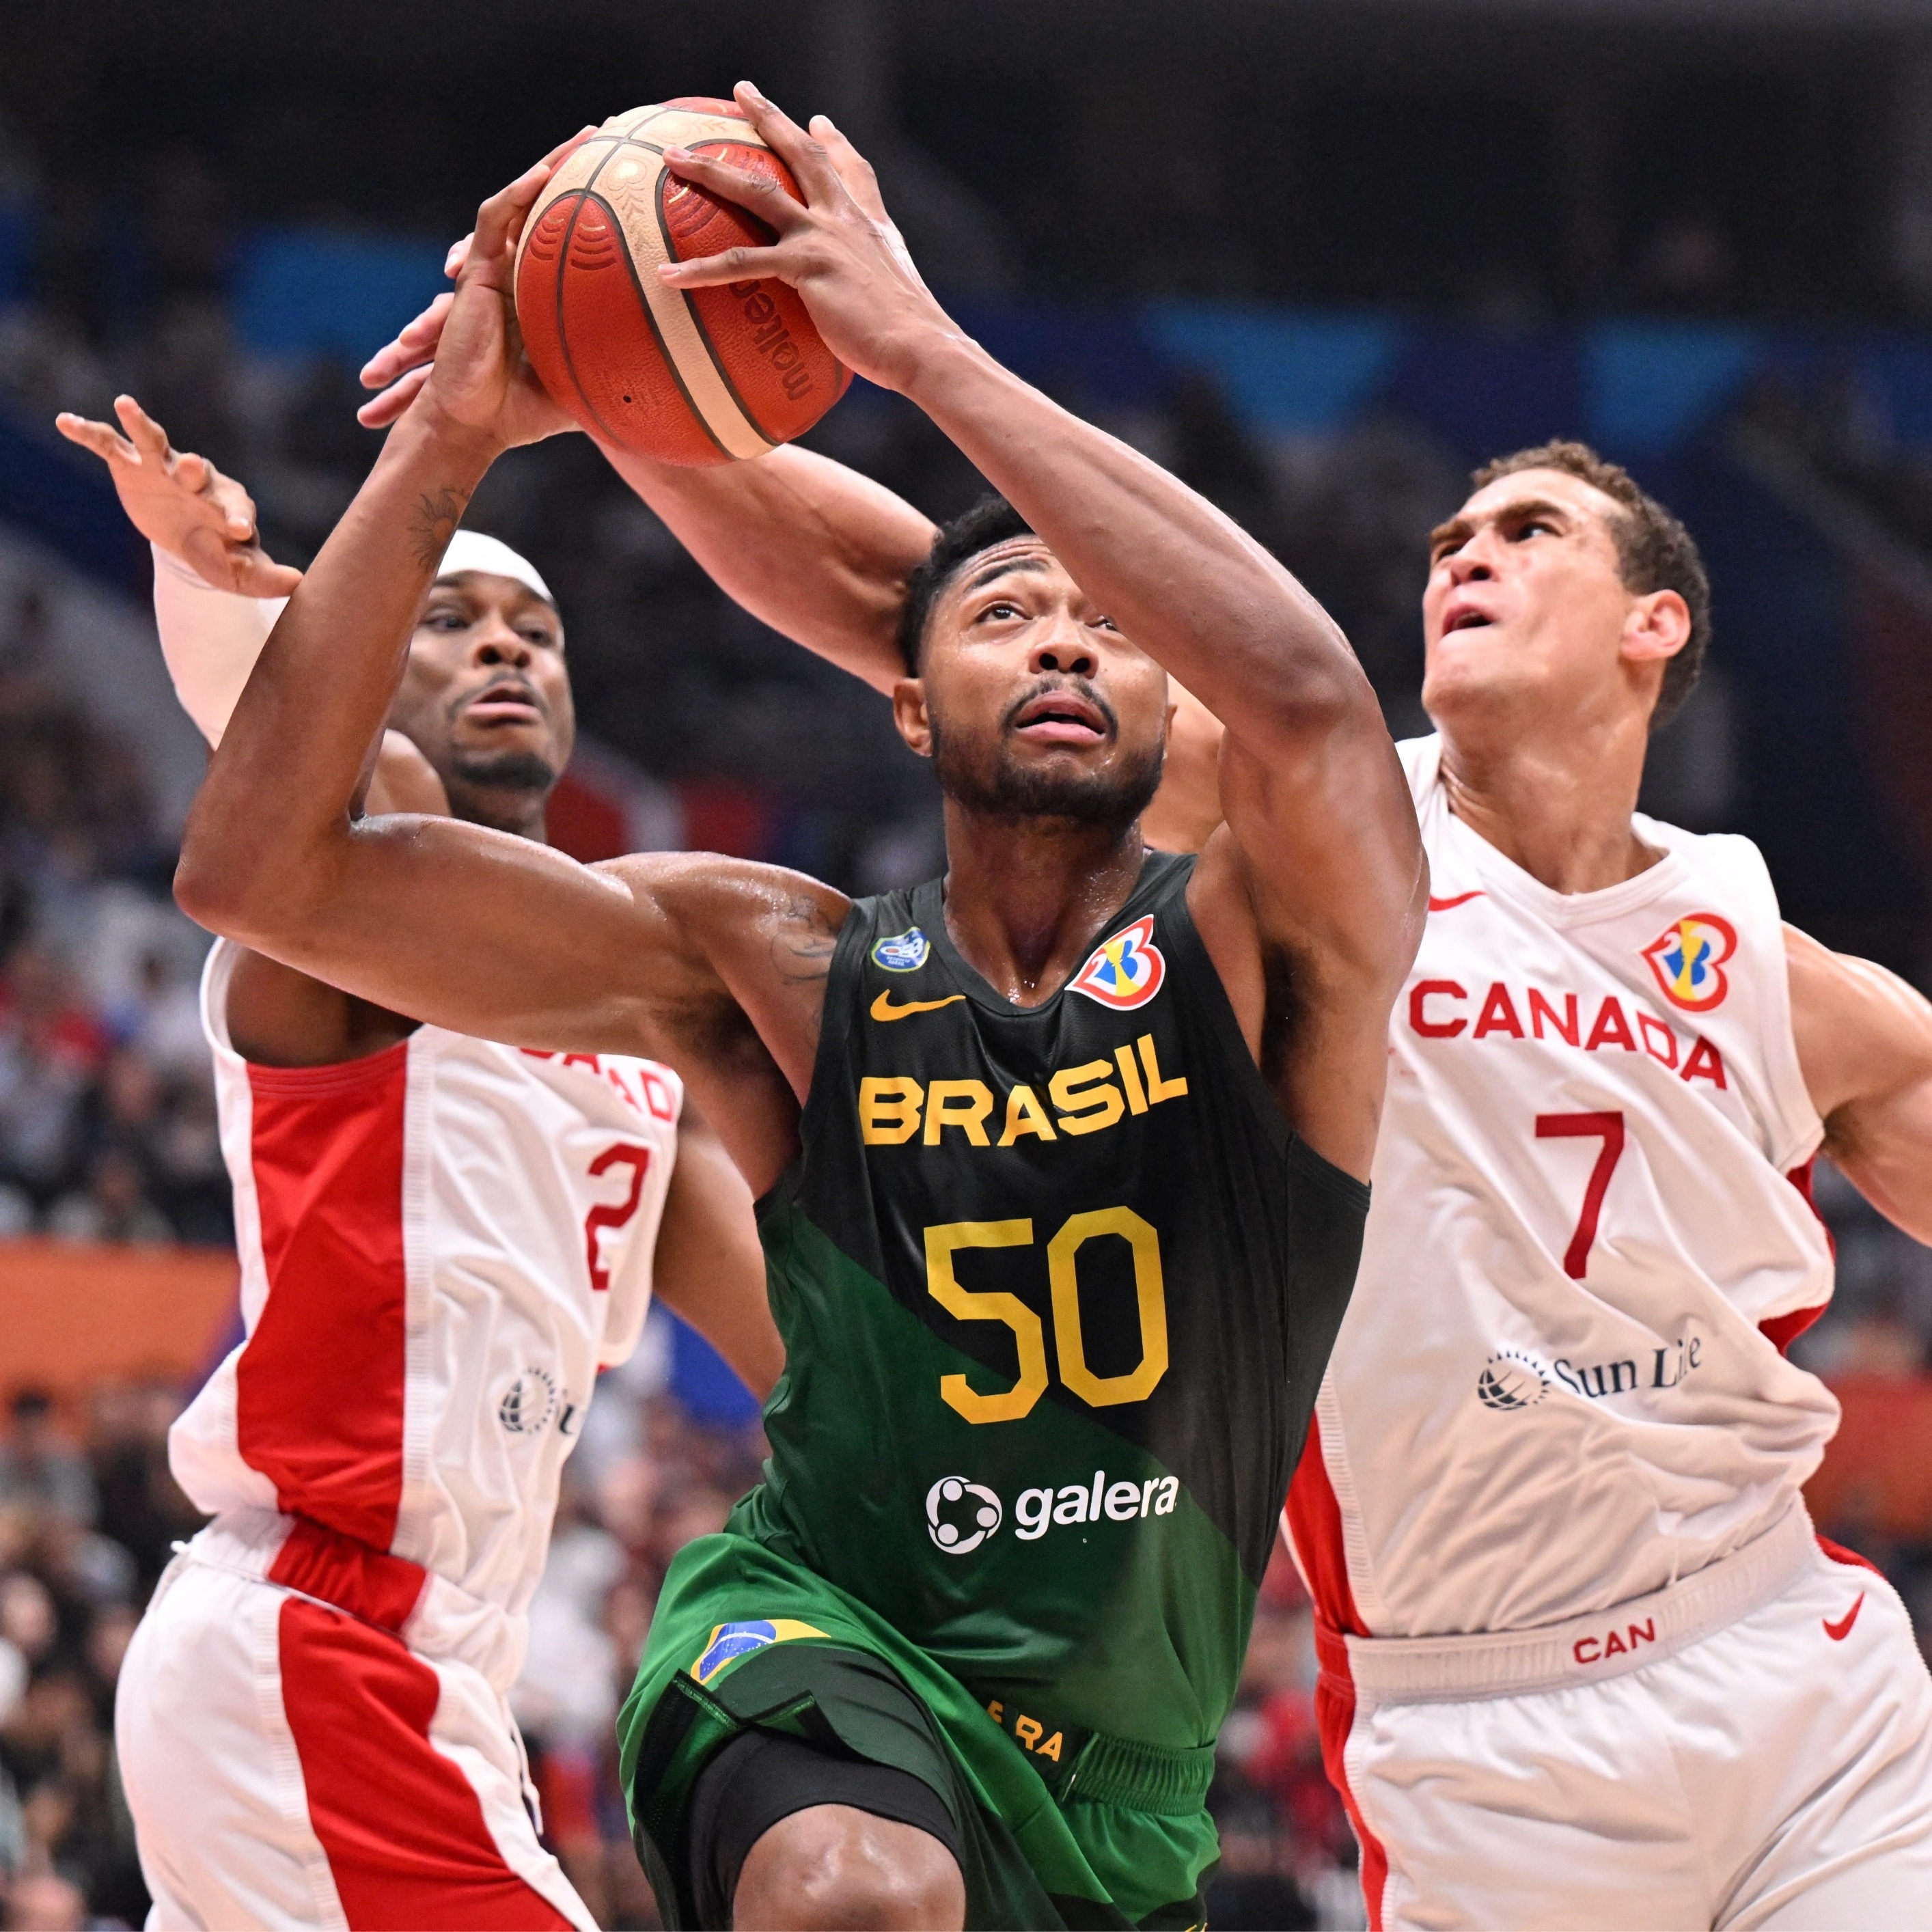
[150,545,288,747]
[897,334,1373,743]
[176,403,497,939]
[599,441,932,695]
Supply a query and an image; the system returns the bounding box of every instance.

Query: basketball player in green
[177,90,1426,1929]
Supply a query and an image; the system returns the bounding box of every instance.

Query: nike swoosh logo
[1428,890,1485,912]
[870,991,966,1022]
[1823,1595,1864,1642]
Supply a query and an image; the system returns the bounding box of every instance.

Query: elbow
[174,839,249,937]
[174,811,316,946]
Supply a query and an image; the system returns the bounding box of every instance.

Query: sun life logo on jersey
[872,928,931,972]
[689,1618,829,1686]
[1640,913,1737,1012]
[1476,1349,1550,1412]
[498,1366,559,1434]
[926,1476,1003,1555]
[1069,915,1165,1011]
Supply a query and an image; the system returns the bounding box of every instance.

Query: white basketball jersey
[1286,736,1838,1639]
[170,940,680,1684]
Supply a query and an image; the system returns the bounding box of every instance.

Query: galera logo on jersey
[1070,915,1165,1010]
[926,1476,1003,1554]
[926,1469,1181,1554]
[1641,913,1737,1012]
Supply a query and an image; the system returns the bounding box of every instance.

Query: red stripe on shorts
[277,1598,572,1931]
[1284,1416,1388,1932]
[238,1045,411,1549]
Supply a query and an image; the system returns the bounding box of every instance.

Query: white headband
[437,529,553,605]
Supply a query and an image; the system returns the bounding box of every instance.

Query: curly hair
[1470,441,1711,730]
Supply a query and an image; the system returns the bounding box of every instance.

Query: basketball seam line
[653,156,782,452]
[544,170,635,455]
[555,146,732,464]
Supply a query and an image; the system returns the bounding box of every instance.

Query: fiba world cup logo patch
[871,928,931,972]
[1069,915,1165,1010]
[1640,912,1737,1012]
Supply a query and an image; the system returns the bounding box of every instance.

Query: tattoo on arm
[773,898,840,986]
[409,486,471,570]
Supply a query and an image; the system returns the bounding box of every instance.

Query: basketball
[514,98,850,466]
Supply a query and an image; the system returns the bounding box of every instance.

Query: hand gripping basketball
[363,128,596,450]
[655,83,957,396]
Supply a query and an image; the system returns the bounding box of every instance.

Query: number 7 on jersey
[1535,1112,1626,1280]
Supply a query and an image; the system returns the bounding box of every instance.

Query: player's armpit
[1786,922,1932,1243]
[652,1099,784,1401]
[1184,710,1427,1183]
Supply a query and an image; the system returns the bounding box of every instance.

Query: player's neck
[938,802,1146,1007]
[1437,710,1661,896]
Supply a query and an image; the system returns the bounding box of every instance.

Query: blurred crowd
[0,585,226,1252]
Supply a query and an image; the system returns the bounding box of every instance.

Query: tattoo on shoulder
[773,896,840,986]
[409,487,472,570]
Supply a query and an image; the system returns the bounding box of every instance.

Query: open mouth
[461,680,545,728]
[1443,604,1494,634]
[1009,688,1110,745]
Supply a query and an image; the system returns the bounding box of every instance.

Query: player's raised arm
[175,146,842,1193]
[358,189,1229,850]
[660,84,1424,1170]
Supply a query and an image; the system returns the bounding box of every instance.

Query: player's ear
[1621,588,1691,665]
[893,676,933,759]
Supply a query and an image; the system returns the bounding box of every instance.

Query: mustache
[999,674,1117,738]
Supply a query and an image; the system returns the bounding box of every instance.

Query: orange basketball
[514,98,851,466]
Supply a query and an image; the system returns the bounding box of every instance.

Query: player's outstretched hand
[53,396,302,596]
[655,83,958,394]
[397,127,594,450]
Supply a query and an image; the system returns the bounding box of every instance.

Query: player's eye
[1090,614,1119,632]
[979,600,1021,622]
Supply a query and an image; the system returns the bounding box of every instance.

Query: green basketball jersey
[735,851,1368,1771]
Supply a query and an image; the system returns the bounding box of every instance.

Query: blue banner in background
[232,227,447,362]
[665,1310,763,1429]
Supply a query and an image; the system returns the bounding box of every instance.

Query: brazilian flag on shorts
[618,856,1368,1928]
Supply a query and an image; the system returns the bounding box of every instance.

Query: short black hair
[1471,440,1712,730]
[896,495,1036,675]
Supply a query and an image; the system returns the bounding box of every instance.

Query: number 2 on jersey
[1534,1112,1625,1279]
[584,1142,652,1293]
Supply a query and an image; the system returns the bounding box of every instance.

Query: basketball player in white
[365,126,1932,1926]
[57,395,783,1932]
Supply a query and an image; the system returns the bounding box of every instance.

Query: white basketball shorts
[117,1556,594,1931]
[1319,1509,1932,1930]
